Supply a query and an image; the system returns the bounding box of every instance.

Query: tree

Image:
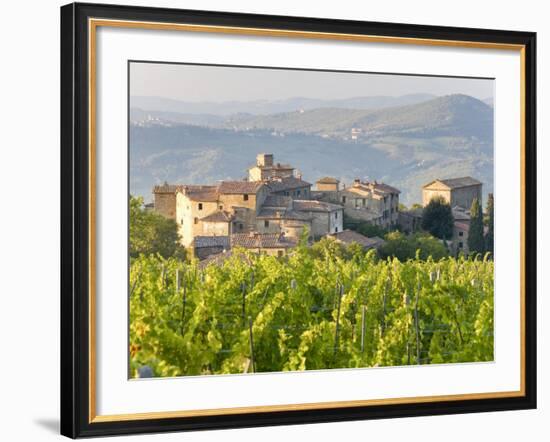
[485,193,494,256]
[468,197,485,256]
[130,196,186,259]
[379,231,449,261]
[421,196,454,240]
[343,213,388,238]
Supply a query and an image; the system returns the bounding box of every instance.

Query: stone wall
[423,185,482,210]
[154,193,177,219]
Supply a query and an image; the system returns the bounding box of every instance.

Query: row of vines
[129,241,494,378]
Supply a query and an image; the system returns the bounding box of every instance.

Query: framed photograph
[60,2,536,438]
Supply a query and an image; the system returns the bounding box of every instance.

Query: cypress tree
[468,197,485,255]
[421,196,454,240]
[485,193,494,256]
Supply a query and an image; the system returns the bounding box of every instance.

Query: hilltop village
[152,153,482,262]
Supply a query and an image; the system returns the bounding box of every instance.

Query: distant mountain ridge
[130,94,493,206]
[222,94,492,141]
[131,93,437,116]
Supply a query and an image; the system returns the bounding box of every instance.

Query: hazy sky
[130,62,494,102]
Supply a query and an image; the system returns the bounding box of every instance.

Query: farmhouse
[422,177,482,210]
[313,178,400,228]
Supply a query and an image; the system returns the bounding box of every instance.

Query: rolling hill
[130,94,493,206]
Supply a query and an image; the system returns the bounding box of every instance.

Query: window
[335,227,338,233]
[181,219,184,225]
[239,223,244,231]
[198,203,203,210]
[219,205,223,210]
[264,220,269,228]
[458,242,464,248]
[194,217,198,225]
[297,190,301,196]
[243,194,249,201]
[459,231,464,237]
[335,211,338,219]
[277,250,284,257]
[342,196,346,204]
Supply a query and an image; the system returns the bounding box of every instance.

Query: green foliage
[379,232,449,261]
[485,193,494,256]
[468,198,485,256]
[130,196,186,260]
[130,243,493,377]
[344,213,388,238]
[421,197,454,240]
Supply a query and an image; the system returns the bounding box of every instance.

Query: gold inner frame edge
[87,17,527,423]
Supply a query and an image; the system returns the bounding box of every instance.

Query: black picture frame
[60,2,537,438]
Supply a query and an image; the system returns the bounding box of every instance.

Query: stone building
[231,232,297,257]
[256,195,312,238]
[449,206,472,255]
[452,221,470,255]
[248,153,295,181]
[313,178,400,228]
[292,200,343,238]
[152,153,347,256]
[398,207,423,234]
[153,181,267,247]
[264,176,312,199]
[315,177,340,192]
[422,177,482,210]
[152,184,179,218]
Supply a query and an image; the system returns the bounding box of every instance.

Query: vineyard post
[248,316,255,373]
[160,264,166,288]
[130,266,141,299]
[381,277,389,337]
[334,283,344,358]
[241,282,246,325]
[180,271,187,336]
[360,305,366,353]
[414,280,421,364]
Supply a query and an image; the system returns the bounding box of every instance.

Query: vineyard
[129,240,494,378]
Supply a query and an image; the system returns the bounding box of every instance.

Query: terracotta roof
[316,177,339,184]
[231,233,298,249]
[265,177,312,193]
[257,208,311,221]
[153,184,183,194]
[293,200,343,213]
[345,185,371,196]
[454,222,470,231]
[201,210,234,223]
[371,182,401,195]
[423,177,482,190]
[193,236,230,248]
[263,195,293,208]
[218,181,263,194]
[327,230,385,249]
[184,185,219,202]
[199,250,231,268]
